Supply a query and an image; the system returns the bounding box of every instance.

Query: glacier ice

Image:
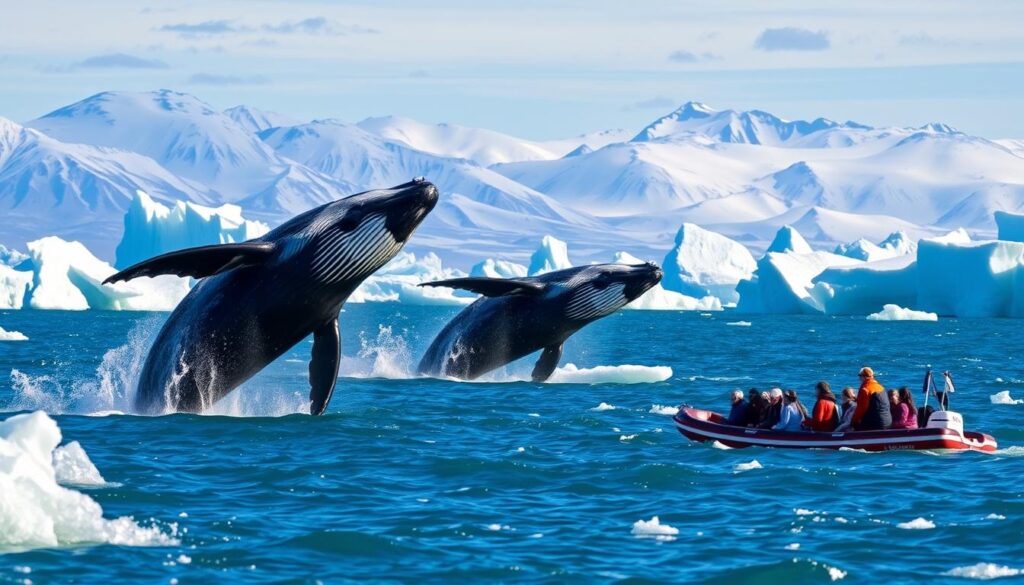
[0,263,32,309]
[115,190,269,269]
[834,231,916,262]
[349,252,473,306]
[660,223,755,304]
[995,211,1024,243]
[612,251,722,311]
[0,411,178,549]
[0,326,28,341]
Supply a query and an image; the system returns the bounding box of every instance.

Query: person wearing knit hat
[852,366,891,430]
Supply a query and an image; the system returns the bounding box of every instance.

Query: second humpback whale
[105,179,439,415]
[416,262,663,381]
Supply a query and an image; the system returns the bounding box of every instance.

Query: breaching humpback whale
[416,262,663,381]
[105,179,439,415]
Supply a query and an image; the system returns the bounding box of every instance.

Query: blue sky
[1,0,1022,139]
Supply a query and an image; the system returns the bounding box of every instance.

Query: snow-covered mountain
[4,90,1024,271]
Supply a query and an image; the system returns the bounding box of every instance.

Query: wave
[0,411,178,551]
[547,364,672,384]
[943,563,1021,580]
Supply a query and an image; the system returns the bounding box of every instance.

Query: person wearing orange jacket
[852,366,891,430]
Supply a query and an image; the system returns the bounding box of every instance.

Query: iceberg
[528,235,572,275]
[0,326,28,341]
[995,210,1024,243]
[0,411,178,549]
[916,238,1024,317]
[349,252,473,306]
[660,223,755,304]
[811,255,918,315]
[866,304,938,321]
[0,263,32,309]
[20,236,189,311]
[834,231,916,262]
[470,258,528,279]
[612,251,722,311]
[114,190,269,269]
[736,226,861,314]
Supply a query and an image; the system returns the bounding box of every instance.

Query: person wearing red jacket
[852,366,891,430]
[806,381,839,432]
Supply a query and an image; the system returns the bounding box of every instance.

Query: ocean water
[1,306,1023,584]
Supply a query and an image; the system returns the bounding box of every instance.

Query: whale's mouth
[384,180,439,243]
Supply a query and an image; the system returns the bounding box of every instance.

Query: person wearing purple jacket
[889,387,919,430]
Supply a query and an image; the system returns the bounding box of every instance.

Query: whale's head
[274,178,439,288]
[552,262,663,322]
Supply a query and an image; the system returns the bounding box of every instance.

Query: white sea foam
[990,391,1024,405]
[547,363,672,384]
[619,434,638,442]
[795,508,817,516]
[0,411,178,550]
[711,441,733,450]
[733,460,762,472]
[0,326,28,341]
[590,402,616,411]
[943,563,1022,579]
[649,404,679,415]
[726,321,752,327]
[338,325,415,379]
[785,543,800,550]
[631,516,678,541]
[897,517,935,529]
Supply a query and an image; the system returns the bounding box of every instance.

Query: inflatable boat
[672,370,997,452]
[672,407,997,452]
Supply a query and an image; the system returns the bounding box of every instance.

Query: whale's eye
[593,274,611,290]
[339,209,364,231]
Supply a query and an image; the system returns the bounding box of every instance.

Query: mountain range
[2,90,1023,265]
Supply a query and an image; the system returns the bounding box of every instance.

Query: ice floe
[896,517,935,530]
[866,304,938,321]
[0,326,28,341]
[631,516,678,541]
[546,363,672,384]
[0,411,178,549]
[990,391,1023,405]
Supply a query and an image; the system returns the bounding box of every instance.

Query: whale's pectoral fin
[419,277,544,297]
[103,242,275,284]
[531,344,563,382]
[308,317,341,416]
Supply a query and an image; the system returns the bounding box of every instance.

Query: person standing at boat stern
[852,367,892,430]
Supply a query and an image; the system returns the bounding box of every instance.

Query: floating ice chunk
[943,563,1021,579]
[827,566,848,581]
[985,513,1006,520]
[52,441,107,486]
[619,434,638,441]
[866,304,938,321]
[114,190,269,269]
[795,508,817,516]
[21,237,189,311]
[733,460,763,472]
[727,321,752,327]
[0,411,178,549]
[896,517,935,529]
[0,264,32,309]
[547,363,672,384]
[650,405,679,415]
[711,441,732,450]
[785,543,800,550]
[470,258,527,279]
[528,235,571,276]
[590,402,616,411]
[990,391,1023,405]
[0,326,28,341]
[660,223,756,304]
[631,516,678,540]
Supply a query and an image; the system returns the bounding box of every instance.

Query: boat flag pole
[922,368,932,413]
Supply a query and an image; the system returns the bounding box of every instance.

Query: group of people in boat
[724,367,937,433]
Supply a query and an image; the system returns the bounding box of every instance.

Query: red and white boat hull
[673,408,998,452]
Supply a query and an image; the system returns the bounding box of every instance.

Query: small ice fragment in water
[727,321,752,327]
[985,513,1006,520]
[711,441,732,450]
[178,512,188,518]
[52,441,107,486]
[528,413,540,417]
[650,404,678,415]
[866,304,937,321]
[619,434,638,441]
[794,508,816,516]
[177,555,192,565]
[591,402,616,411]
[785,543,800,550]
[0,326,28,341]
[827,566,847,581]
[733,460,762,472]
[896,517,935,529]
[991,391,1024,405]
[631,516,678,541]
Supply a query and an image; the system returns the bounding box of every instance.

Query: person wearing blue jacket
[725,389,749,426]
[773,389,808,432]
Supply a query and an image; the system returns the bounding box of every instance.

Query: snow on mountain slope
[0,117,216,258]
[632,101,871,146]
[224,105,299,134]
[357,116,632,166]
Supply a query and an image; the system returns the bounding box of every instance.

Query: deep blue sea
[1,306,1023,584]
